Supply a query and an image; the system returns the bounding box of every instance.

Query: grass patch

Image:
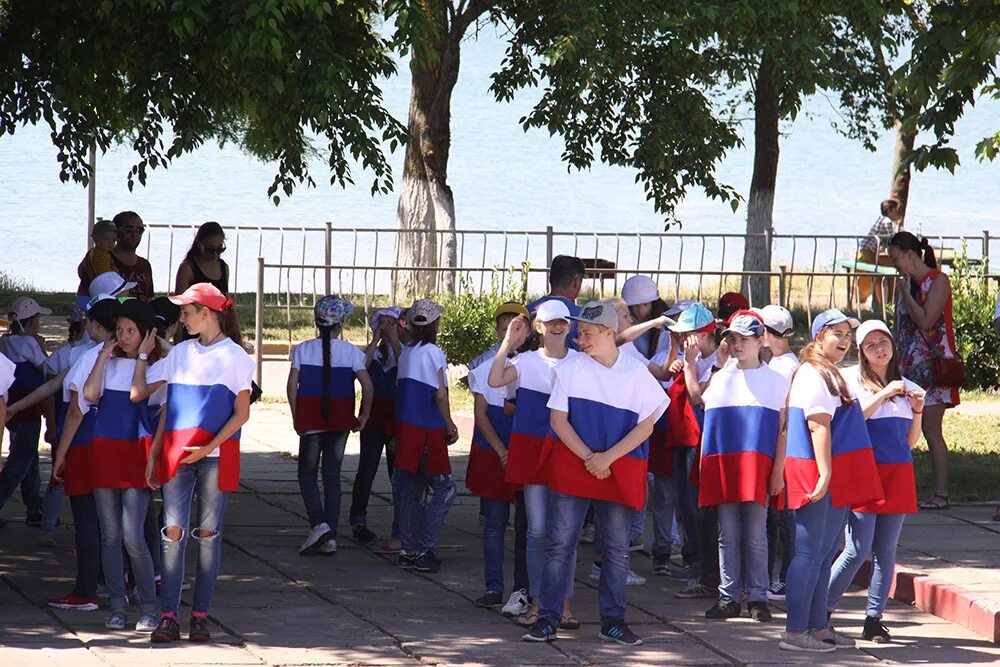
[913,413,1000,502]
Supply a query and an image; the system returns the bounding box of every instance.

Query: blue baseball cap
[810,308,861,340]
[667,302,715,333]
[722,312,765,338]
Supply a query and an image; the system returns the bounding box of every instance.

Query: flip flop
[561,615,580,630]
[516,611,540,626]
[919,495,950,510]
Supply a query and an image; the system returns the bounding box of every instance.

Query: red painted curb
[852,560,1000,643]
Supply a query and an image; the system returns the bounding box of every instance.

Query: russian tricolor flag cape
[394,342,451,475]
[543,351,669,510]
[366,350,398,435]
[160,338,255,492]
[0,352,15,403]
[81,356,152,489]
[699,365,789,507]
[0,335,46,422]
[784,363,883,510]
[843,366,919,514]
[291,338,366,433]
[60,344,102,496]
[466,356,517,501]
[503,349,578,485]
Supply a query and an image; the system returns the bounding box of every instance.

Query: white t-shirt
[397,343,447,390]
[841,366,921,421]
[506,348,579,397]
[0,335,46,368]
[0,352,15,401]
[64,344,102,410]
[788,363,856,417]
[767,352,800,381]
[468,356,507,409]
[290,338,366,435]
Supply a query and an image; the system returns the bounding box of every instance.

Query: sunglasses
[202,244,226,255]
[120,225,145,234]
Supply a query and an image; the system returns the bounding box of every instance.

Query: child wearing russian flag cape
[695,311,789,622]
[522,301,668,647]
[81,298,163,632]
[393,299,458,574]
[287,295,373,556]
[489,299,578,628]
[779,309,883,654]
[827,319,924,644]
[146,283,255,644]
[466,302,529,609]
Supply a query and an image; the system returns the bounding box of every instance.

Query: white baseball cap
[856,319,892,347]
[810,308,861,340]
[758,305,795,338]
[89,271,137,301]
[535,299,571,323]
[620,275,660,306]
[8,297,52,321]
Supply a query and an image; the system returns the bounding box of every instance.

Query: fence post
[778,265,788,309]
[255,257,265,389]
[324,221,333,296]
[984,229,991,276]
[546,225,554,268]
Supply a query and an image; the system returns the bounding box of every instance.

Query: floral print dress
[896,269,960,407]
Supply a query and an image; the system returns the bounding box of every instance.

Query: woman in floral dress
[888,232,959,511]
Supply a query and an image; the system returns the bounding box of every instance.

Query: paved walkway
[3,404,1000,666]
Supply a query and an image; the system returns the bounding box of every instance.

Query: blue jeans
[482,498,509,593]
[160,459,230,616]
[393,460,455,555]
[673,447,700,565]
[42,482,65,534]
[349,428,395,529]
[297,431,348,529]
[524,483,576,600]
[718,502,769,603]
[539,493,631,627]
[785,494,849,633]
[70,493,101,598]
[650,474,676,557]
[513,492,529,593]
[767,507,795,583]
[828,512,906,617]
[94,487,156,613]
[0,420,43,516]
[145,496,162,577]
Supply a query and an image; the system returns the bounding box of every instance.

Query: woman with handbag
[888,231,962,511]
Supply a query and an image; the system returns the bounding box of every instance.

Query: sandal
[516,611,539,626]
[919,494,951,511]
[561,614,580,630]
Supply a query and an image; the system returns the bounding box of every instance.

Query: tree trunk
[742,55,780,307]
[393,2,487,301]
[889,117,916,225]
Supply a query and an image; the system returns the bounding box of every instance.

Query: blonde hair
[795,330,852,406]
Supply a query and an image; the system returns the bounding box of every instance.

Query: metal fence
[145,222,995,302]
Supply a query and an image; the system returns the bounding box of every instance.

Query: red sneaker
[48,593,99,611]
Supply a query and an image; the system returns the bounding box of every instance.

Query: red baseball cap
[168,283,233,312]
[719,292,749,310]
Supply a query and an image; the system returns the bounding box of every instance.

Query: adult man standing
[528,255,585,348]
[111,211,155,300]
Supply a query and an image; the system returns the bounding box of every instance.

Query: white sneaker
[299,523,334,555]
[628,537,644,552]
[502,589,530,617]
[812,626,856,649]
[778,631,836,653]
[317,538,337,556]
[626,569,647,586]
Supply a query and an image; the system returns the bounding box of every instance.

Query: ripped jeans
[159,459,230,617]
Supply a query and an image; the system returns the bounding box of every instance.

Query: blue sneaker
[522,620,557,642]
[599,620,643,646]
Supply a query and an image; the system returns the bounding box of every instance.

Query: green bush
[951,247,1000,390]
[437,266,529,366]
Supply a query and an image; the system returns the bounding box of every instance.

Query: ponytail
[319,325,334,423]
[795,340,852,407]
[919,236,938,270]
[7,313,24,336]
[890,231,937,299]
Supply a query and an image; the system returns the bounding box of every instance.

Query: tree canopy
[0,0,407,202]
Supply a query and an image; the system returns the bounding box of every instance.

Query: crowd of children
[1,256,924,651]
